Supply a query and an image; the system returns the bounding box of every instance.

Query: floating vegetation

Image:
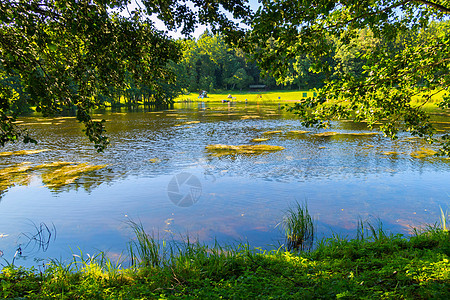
[263,130,282,135]
[0,163,33,176]
[313,132,379,137]
[346,132,380,136]
[410,148,437,159]
[18,122,53,125]
[41,163,107,188]
[176,121,200,127]
[32,162,75,170]
[288,130,311,134]
[313,132,339,137]
[1,161,107,191]
[241,115,261,120]
[0,163,33,191]
[206,144,285,157]
[0,149,51,157]
[383,151,403,155]
[251,138,270,142]
[149,158,162,164]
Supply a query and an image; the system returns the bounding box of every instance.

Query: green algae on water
[41,163,108,188]
[251,138,270,142]
[206,144,285,157]
[0,149,51,157]
[410,148,438,159]
[263,130,282,135]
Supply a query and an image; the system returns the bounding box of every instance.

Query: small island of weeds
[1,211,450,298]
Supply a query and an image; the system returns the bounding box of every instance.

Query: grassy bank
[175,90,446,109]
[175,90,317,103]
[1,221,450,299]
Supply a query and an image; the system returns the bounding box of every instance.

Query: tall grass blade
[280,201,314,251]
[128,220,163,268]
[440,206,448,231]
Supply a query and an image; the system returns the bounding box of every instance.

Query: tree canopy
[241,0,450,155]
[1,0,181,151]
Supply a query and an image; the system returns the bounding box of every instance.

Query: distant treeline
[173,30,326,92]
[175,20,450,94]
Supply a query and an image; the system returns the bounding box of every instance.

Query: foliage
[2,223,450,298]
[241,0,450,155]
[0,0,181,151]
[279,201,315,251]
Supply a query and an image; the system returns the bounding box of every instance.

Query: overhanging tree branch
[415,0,450,13]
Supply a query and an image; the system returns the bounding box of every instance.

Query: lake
[1,101,450,267]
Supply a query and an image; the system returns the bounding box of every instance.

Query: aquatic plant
[1,221,55,268]
[128,221,164,268]
[175,121,200,127]
[0,149,50,157]
[280,201,315,252]
[262,130,282,135]
[313,132,339,137]
[356,218,388,241]
[288,130,311,134]
[241,115,261,119]
[251,138,270,142]
[410,147,438,159]
[206,144,285,157]
[41,163,107,188]
[440,206,448,231]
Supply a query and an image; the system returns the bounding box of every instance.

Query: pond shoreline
[1,223,449,298]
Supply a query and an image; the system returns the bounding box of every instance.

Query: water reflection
[0,102,449,267]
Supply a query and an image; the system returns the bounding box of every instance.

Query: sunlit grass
[175,90,317,103]
[2,216,450,298]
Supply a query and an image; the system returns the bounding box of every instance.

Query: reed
[440,206,448,231]
[280,201,314,251]
[128,220,164,268]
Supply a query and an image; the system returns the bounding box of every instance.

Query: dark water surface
[1,102,450,267]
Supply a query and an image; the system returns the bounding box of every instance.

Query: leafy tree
[242,0,450,155]
[1,0,180,151]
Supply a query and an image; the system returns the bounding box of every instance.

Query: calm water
[1,101,450,267]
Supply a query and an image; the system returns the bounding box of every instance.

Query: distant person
[227,94,232,98]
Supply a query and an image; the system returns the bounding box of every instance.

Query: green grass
[175,90,317,103]
[279,201,315,251]
[2,220,450,298]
